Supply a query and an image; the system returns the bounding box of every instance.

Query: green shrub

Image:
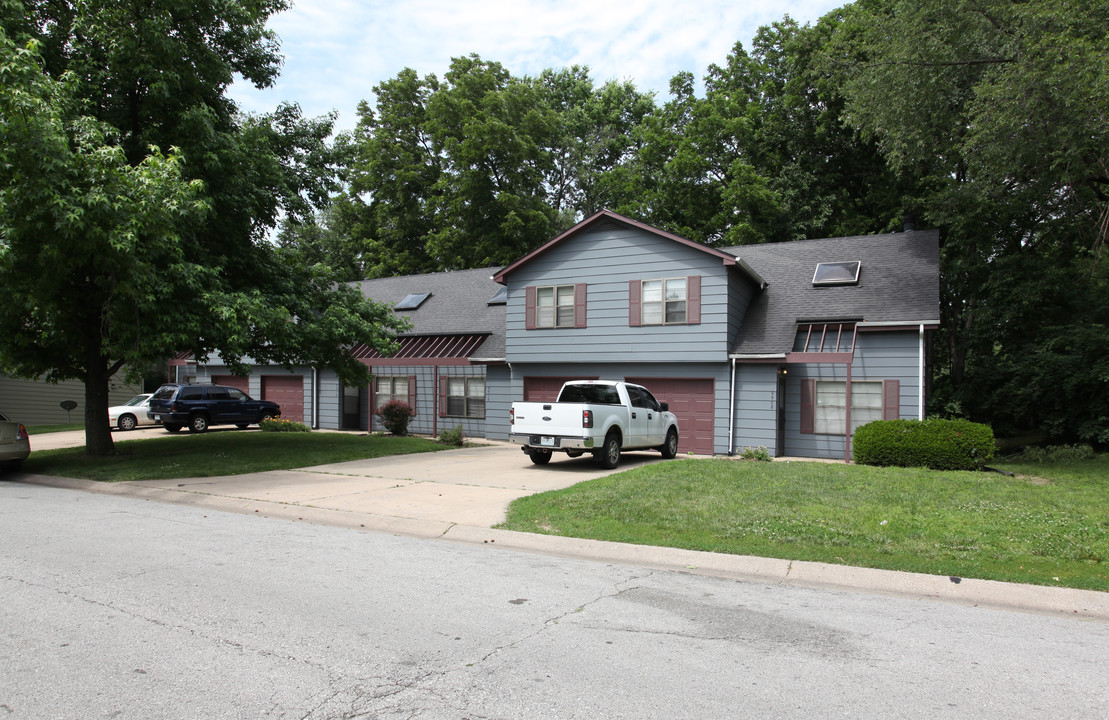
[377,400,414,436]
[259,418,310,433]
[1017,444,1096,463]
[438,425,464,446]
[853,418,995,471]
[738,445,772,462]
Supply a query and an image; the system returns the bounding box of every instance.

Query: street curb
[15,473,1109,620]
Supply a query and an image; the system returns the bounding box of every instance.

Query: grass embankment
[21,431,446,482]
[499,455,1109,591]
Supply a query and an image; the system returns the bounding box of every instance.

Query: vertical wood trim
[574,283,587,328]
[883,379,900,420]
[687,275,701,325]
[628,280,641,327]
[409,374,417,417]
[438,376,448,418]
[800,379,815,435]
[525,286,537,330]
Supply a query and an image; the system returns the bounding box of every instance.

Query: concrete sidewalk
[13,437,1109,621]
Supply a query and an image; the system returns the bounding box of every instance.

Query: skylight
[394,292,431,310]
[488,287,508,305]
[812,261,861,286]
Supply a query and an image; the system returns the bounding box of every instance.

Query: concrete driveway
[27,427,666,527]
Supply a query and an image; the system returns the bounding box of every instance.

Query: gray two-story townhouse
[485,210,940,461]
[191,209,939,461]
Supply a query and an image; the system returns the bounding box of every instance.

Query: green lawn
[498,455,1109,591]
[22,431,447,482]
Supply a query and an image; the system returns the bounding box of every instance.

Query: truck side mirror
[659,402,669,412]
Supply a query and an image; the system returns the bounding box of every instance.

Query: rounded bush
[853,418,995,471]
[377,400,415,436]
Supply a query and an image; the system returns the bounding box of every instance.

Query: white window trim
[641,277,688,326]
[536,284,576,329]
[814,380,883,435]
[445,377,486,419]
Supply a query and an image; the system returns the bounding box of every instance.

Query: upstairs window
[525,284,587,329]
[630,276,701,326]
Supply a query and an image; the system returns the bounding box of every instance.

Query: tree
[821,0,1109,442]
[0,1,406,455]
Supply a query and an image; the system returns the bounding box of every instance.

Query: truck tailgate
[511,402,586,437]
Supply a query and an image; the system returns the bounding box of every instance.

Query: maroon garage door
[212,375,249,393]
[626,377,715,456]
[522,376,598,402]
[262,375,304,422]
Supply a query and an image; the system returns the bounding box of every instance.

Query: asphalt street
[2,480,1107,719]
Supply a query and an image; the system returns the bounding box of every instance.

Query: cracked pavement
[3,481,1107,719]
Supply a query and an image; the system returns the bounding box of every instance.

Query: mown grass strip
[498,455,1109,591]
[22,432,445,482]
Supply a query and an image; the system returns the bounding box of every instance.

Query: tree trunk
[83,358,116,457]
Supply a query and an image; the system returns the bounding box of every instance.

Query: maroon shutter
[409,375,417,416]
[687,275,701,325]
[438,376,448,418]
[629,280,641,326]
[800,379,815,435]
[883,379,900,420]
[525,286,537,330]
[574,283,587,328]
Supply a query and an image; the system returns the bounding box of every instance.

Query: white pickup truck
[509,380,680,468]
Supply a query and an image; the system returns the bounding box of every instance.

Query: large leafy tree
[821,0,1109,441]
[0,0,406,455]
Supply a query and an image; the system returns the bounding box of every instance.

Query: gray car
[0,412,31,470]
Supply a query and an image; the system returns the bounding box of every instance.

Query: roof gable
[493,209,764,286]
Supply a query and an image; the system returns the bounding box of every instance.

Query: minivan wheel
[188,414,209,433]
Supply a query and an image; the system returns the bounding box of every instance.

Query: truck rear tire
[594,432,621,469]
[528,449,552,465]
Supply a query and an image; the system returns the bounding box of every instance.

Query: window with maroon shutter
[801,379,891,435]
[375,376,416,416]
[883,380,900,420]
[634,276,700,325]
[527,284,584,329]
[800,380,815,434]
[629,280,641,326]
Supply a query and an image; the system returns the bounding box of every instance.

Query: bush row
[853,418,995,471]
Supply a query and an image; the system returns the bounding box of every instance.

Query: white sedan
[109,394,155,431]
[0,411,30,470]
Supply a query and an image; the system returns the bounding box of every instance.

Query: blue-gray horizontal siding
[505,226,732,364]
[731,364,779,456]
[497,361,732,454]
[195,365,316,427]
[780,330,924,460]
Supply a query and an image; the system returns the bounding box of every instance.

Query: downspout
[433,365,439,438]
[918,323,926,421]
[844,359,853,463]
[312,367,319,429]
[728,358,737,456]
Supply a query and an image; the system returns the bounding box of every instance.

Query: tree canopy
[0,0,407,455]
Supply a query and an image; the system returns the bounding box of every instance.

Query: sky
[229,0,846,133]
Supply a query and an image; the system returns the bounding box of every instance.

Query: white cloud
[231,0,844,131]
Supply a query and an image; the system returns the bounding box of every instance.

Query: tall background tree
[0,0,406,455]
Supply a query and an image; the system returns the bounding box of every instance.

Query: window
[375,376,410,408]
[445,377,485,418]
[629,276,700,326]
[812,261,861,286]
[641,278,686,324]
[813,380,884,434]
[394,292,431,310]
[537,285,575,328]
[793,323,857,353]
[525,284,586,329]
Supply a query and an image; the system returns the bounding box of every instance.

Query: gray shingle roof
[352,267,506,359]
[723,229,940,356]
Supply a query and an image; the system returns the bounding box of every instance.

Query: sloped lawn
[20,431,446,482]
[499,455,1109,591]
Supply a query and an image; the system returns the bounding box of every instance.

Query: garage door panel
[261,375,304,423]
[627,377,715,455]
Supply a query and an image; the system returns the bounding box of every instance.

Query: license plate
[540,436,555,447]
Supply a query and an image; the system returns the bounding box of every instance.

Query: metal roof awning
[350,333,489,360]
